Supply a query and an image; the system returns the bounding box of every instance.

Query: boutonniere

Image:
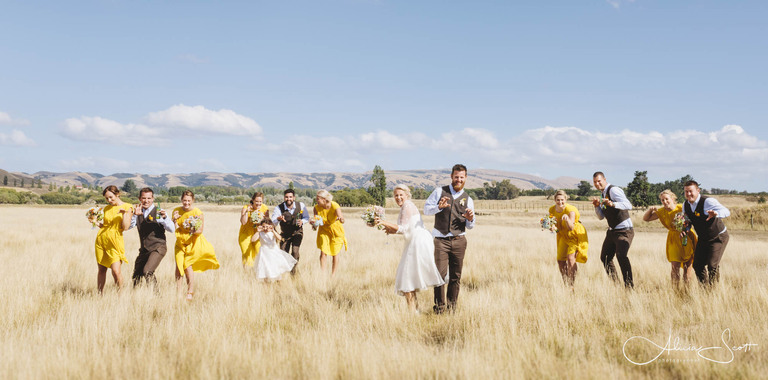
[459,199,466,207]
[695,212,701,217]
[149,216,154,221]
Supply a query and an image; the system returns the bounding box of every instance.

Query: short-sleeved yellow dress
[174,207,220,274]
[95,203,133,268]
[238,204,270,267]
[656,204,697,263]
[314,201,348,256]
[549,204,589,263]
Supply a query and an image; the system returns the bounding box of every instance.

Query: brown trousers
[693,231,729,286]
[433,235,467,312]
[132,246,167,287]
[600,228,634,288]
[280,233,303,275]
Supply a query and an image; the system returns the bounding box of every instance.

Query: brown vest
[279,202,303,237]
[434,186,469,236]
[137,206,167,254]
[684,196,726,241]
[603,185,631,229]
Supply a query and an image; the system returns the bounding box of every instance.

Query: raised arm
[643,206,659,222]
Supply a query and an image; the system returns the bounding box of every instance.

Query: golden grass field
[1,200,766,379]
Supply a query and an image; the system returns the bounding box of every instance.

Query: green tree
[20,179,24,187]
[367,165,387,206]
[288,181,295,190]
[480,180,520,200]
[577,181,593,197]
[3,176,7,186]
[121,179,138,195]
[48,183,54,191]
[626,170,651,208]
[37,179,42,188]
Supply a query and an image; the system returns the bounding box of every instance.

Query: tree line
[2,167,765,206]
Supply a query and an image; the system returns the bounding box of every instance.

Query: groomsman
[272,189,309,275]
[122,187,175,290]
[683,180,730,286]
[592,172,635,288]
[424,164,475,314]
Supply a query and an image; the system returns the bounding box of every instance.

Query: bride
[376,184,445,313]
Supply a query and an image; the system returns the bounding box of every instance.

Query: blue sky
[1,0,766,191]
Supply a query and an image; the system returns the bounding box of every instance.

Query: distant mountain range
[1,168,583,191]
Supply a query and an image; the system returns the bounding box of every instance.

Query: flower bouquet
[673,212,692,246]
[361,205,385,230]
[540,215,558,233]
[86,206,104,228]
[182,215,203,233]
[310,215,323,231]
[250,209,265,227]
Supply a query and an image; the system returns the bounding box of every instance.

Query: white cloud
[57,156,132,172]
[60,105,262,144]
[61,116,163,146]
[0,111,30,126]
[607,0,635,9]
[177,54,209,64]
[0,129,36,146]
[145,104,262,136]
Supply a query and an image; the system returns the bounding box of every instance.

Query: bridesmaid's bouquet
[250,209,265,227]
[86,206,104,228]
[310,215,323,231]
[182,215,203,233]
[673,212,692,246]
[540,215,558,233]
[361,205,385,230]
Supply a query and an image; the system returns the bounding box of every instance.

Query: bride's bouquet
[540,215,558,234]
[250,209,265,227]
[182,215,203,233]
[361,205,385,230]
[86,206,104,228]
[673,212,692,246]
[310,215,323,231]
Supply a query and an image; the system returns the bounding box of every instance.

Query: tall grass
[0,204,765,379]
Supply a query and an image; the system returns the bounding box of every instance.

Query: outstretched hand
[438,196,451,209]
[463,208,474,222]
[706,209,718,221]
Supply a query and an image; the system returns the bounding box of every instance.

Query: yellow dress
[549,204,589,263]
[173,207,220,274]
[238,204,270,267]
[94,203,132,268]
[656,204,697,263]
[315,201,348,256]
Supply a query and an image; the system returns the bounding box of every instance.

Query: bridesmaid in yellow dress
[172,190,220,300]
[548,190,589,287]
[311,190,348,276]
[642,189,697,287]
[94,185,133,293]
[238,192,270,267]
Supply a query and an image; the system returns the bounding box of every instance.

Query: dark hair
[139,187,154,197]
[181,190,195,200]
[284,189,295,196]
[251,192,264,203]
[102,185,120,196]
[260,217,275,226]
[593,171,605,179]
[451,164,467,175]
[684,180,700,188]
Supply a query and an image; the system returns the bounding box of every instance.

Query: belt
[436,235,464,240]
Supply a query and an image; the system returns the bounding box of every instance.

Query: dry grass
[1,204,766,379]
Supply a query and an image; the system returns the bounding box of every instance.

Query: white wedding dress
[394,200,445,295]
[254,231,297,280]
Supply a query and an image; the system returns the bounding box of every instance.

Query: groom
[424,164,475,314]
[271,189,309,275]
[122,187,175,290]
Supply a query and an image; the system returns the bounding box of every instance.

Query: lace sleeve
[397,201,421,234]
